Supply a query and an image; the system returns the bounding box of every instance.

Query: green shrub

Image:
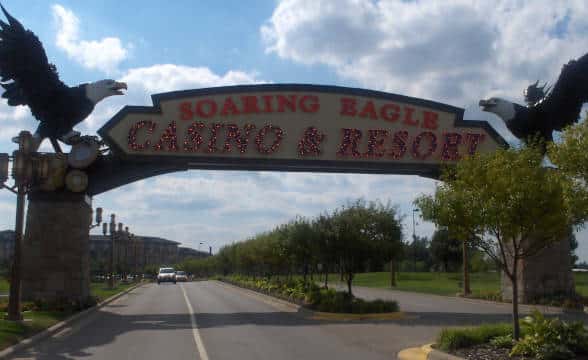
[437,323,512,351]
[490,334,514,348]
[510,311,588,360]
[223,275,398,314]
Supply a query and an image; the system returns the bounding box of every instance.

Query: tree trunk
[324,270,329,288]
[512,259,521,340]
[462,241,471,296]
[346,273,353,298]
[389,259,396,287]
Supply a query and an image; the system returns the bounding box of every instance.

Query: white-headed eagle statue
[0,4,127,152]
[479,52,588,145]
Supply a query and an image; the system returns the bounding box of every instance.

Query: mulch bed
[452,345,523,360]
[452,344,588,360]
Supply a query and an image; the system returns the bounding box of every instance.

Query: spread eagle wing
[0,3,69,122]
[534,52,588,131]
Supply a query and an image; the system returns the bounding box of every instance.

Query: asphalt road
[9,281,588,359]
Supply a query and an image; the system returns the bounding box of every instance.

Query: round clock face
[68,141,99,169]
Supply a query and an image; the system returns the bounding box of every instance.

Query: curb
[0,281,145,359]
[397,344,464,360]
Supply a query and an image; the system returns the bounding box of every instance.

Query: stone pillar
[501,237,575,303]
[21,191,91,302]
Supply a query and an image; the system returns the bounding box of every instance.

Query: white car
[175,271,188,282]
[157,267,176,284]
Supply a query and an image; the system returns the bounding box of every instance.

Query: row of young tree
[182,200,403,296]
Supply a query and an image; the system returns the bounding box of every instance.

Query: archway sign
[97,84,507,188]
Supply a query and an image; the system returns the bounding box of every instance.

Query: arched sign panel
[98,84,507,178]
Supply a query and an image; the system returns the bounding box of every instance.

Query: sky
[0,0,587,261]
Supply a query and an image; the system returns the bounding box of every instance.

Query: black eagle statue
[0,4,127,152]
[479,52,588,144]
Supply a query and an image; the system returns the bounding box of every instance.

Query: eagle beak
[111,82,128,95]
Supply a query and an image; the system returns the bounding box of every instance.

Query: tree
[429,228,462,272]
[364,201,403,287]
[569,231,579,267]
[416,144,581,340]
[331,201,372,298]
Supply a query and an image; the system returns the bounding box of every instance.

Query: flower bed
[437,311,588,360]
[221,275,399,314]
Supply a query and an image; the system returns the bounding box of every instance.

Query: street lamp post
[108,214,116,289]
[412,208,419,272]
[1,131,50,321]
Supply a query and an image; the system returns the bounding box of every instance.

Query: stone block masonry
[21,192,91,302]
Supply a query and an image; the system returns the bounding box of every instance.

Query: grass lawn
[0,311,70,350]
[0,279,8,293]
[90,281,138,302]
[576,272,588,296]
[351,272,501,297]
[348,271,588,298]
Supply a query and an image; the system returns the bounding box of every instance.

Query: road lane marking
[181,284,210,360]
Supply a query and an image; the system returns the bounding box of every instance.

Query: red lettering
[389,130,408,159]
[441,133,462,161]
[412,131,437,160]
[300,95,320,113]
[255,125,284,154]
[262,95,273,113]
[128,120,156,151]
[359,101,378,120]
[183,122,205,152]
[465,133,485,155]
[365,129,389,158]
[337,128,362,158]
[207,123,223,153]
[223,124,256,153]
[241,96,260,114]
[220,97,240,116]
[277,95,297,112]
[403,106,419,126]
[180,102,193,120]
[380,103,400,122]
[196,99,217,118]
[297,126,325,157]
[340,98,357,116]
[154,121,178,152]
[422,111,439,130]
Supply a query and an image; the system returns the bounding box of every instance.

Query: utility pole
[412,208,419,272]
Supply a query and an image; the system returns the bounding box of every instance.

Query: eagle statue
[0,4,127,152]
[479,52,588,144]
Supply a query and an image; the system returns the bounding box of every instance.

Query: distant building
[88,233,204,274]
[1,229,203,275]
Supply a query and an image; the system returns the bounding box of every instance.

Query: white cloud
[52,4,129,74]
[262,0,588,107]
[120,64,263,95]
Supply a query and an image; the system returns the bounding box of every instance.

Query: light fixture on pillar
[108,214,116,289]
[90,207,103,229]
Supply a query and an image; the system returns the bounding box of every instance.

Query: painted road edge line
[181,284,210,360]
[0,281,146,359]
